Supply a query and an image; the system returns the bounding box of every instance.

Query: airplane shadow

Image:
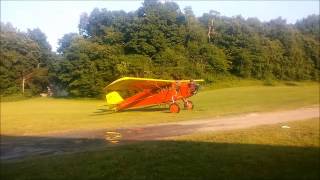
[91,108,114,115]
[123,107,168,112]
[92,106,169,116]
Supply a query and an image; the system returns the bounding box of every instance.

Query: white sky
[1,0,319,51]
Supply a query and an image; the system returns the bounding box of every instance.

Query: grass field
[1,118,319,180]
[1,84,319,135]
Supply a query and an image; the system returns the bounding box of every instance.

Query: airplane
[104,77,204,113]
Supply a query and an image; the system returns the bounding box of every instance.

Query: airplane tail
[106,91,124,109]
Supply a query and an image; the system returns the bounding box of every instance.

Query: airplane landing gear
[169,103,180,113]
[184,100,193,110]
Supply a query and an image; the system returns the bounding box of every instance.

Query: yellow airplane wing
[104,77,204,91]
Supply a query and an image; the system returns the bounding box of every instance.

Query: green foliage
[57,33,78,54]
[0,22,55,96]
[27,28,51,51]
[52,37,121,97]
[0,23,43,95]
[295,14,320,38]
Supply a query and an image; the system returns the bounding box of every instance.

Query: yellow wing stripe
[105,77,204,91]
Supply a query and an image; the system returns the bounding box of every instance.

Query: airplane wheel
[184,100,193,110]
[169,103,180,113]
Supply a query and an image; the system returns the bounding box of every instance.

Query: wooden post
[208,19,215,42]
[208,25,211,42]
[22,77,25,94]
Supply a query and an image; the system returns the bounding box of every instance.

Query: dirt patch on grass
[1,106,319,161]
[49,105,319,140]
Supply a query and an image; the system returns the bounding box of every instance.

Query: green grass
[1,84,318,135]
[0,94,30,102]
[1,119,319,180]
[201,77,316,90]
[173,118,320,147]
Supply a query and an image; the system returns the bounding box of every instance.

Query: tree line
[1,0,319,97]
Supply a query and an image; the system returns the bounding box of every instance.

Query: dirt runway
[1,106,319,161]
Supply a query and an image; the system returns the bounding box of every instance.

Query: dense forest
[1,0,319,97]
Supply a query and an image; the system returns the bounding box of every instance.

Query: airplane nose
[194,84,200,94]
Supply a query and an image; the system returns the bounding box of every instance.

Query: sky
[1,1,319,51]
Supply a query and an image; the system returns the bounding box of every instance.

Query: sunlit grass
[1,83,319,135]
[173,118,320,147]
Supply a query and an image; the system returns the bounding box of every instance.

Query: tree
[295,14,320,38]
[0,22,45,95]
[57,33,79,54]
[53,37,121,97]
[4,1,318,97]
[27,28,51,51]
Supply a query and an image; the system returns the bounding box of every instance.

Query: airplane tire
[169,103,180,113]
[184,100,193,110]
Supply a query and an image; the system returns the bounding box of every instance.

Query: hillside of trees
[1,0,319,97]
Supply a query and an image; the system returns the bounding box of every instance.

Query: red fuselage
[116,82,196,111]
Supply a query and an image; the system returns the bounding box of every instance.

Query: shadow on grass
[50,96,101,100]
[123,107,168,112]
[1,135,319,180]
[92,106,169,116]
[92,108,114,115]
